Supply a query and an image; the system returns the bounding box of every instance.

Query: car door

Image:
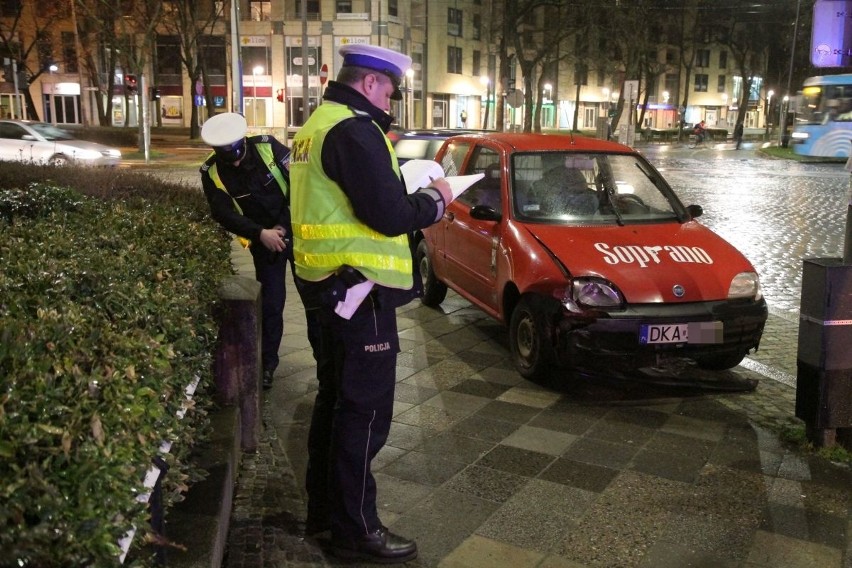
[441,144,504,314]
[0,122,32,163]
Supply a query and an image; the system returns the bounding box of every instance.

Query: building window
[447,46,462,74]
[694,74,708,93]
[0,0,21,17]
[156,35,182,76]
[250,1,271,21]
[336,1,351,13]
[200,35,227,77]
[717,74,726,93]
[294,0,320,18]
[666,49,676,64]
[473,13,481,41]
[448,7,462,37]
[719,51,727,69]
[61,31,77,74]
[388,0,397,17]
[695,49,710,68]
[472,50,481,77]
[665,74,679,99]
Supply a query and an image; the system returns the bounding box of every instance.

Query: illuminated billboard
[811,0,852,67]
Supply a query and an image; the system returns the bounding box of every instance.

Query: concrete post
[214,276,262,452]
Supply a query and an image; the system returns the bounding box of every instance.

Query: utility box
[796,258,852,446]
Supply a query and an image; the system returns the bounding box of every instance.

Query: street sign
[320,63,328,85]
[506,89,523,108]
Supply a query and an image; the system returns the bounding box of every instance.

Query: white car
[0,120,122,167]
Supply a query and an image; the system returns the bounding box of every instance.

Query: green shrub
[0,167,232,566]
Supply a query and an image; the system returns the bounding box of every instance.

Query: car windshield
[28,123,75,141]
[511,152,683,225]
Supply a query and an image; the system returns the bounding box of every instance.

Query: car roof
[395,128,490,138]
[443,132,635,153]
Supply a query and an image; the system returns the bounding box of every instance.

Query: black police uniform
[297,80,445,544]
[200,135,315,378]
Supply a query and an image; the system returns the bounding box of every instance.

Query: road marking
[740,356,796,387]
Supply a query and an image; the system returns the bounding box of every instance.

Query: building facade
[0,0,771,135]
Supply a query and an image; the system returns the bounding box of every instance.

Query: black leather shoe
[331,527,417,564]
[262,369,274,390]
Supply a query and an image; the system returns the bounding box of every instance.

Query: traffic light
[149,87,161,101]
[276,88,284,103]
[124,74,137,96]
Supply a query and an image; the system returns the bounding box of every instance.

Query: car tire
[48,154,69,167]
[695,351,746,371]
[416,239,447,307]
[509,296,557,382]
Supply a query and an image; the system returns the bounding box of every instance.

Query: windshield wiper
[605,187,624,226]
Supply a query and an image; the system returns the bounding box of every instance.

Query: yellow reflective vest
[206,142,288,247]
[290,102,413,289]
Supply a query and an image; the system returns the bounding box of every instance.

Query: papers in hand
[400,159,484,200]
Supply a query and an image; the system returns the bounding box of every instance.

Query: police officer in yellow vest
[200,112,317,390]
[290,44,453,563]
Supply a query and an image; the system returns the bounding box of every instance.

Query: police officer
[200,112,303,390]
[290,44,453,563]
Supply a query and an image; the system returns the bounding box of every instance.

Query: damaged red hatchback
[414,133,767,380]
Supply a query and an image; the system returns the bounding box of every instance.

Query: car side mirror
[470,205,502,222]
[686,204,703,219]
[21,134,36,141]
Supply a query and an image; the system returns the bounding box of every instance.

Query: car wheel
[48,154,69,167]
[695,351,746,371]
[509,296,557,381]
[416,239,447,307]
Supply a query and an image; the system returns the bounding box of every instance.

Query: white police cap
[339,44,412,87]
[201,112,247,147]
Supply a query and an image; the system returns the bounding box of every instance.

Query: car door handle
[444,212,455,222]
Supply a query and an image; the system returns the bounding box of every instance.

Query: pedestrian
[200,112,318,390]
[460,109,468,127]
[289,43,454,563]
[734,121,744,150]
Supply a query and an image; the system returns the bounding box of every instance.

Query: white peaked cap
[201,113,248,147]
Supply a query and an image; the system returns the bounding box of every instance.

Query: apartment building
[0,0,768,135]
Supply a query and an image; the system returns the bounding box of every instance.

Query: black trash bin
[796,258,852,447]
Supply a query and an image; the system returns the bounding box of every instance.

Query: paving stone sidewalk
[221,243,851,568]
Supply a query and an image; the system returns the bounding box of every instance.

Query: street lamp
[405,68,414,130]
[252,65,263,127]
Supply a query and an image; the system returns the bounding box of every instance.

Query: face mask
[214,138,246,164]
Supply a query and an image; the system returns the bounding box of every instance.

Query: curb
[163,406,242,567]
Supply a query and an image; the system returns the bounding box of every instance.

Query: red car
[414,133,767,380]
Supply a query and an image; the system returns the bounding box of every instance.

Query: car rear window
[393,139,445,162]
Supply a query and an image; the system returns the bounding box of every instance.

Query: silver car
[0,120,122,167]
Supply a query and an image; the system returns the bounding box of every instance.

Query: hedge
[0,164,232,566]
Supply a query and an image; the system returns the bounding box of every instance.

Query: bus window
[791,74,852,158]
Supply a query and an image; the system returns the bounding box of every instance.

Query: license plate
[639,321,723,345]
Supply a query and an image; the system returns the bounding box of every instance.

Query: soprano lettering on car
[594,243,714,267]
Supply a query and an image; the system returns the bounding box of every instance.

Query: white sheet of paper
[400,159,485,200]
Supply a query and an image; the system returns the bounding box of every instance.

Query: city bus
[791,73,852,157]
